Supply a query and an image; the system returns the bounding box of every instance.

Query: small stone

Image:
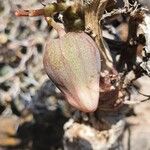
[0,33,8,44]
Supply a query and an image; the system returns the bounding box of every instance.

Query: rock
[123,102,150,150]
[133,75,150,96]
[0,116,20,147]
[138,0,150,10]
[64,120,125,150]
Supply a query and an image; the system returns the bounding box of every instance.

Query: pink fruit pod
[43,32,101,112]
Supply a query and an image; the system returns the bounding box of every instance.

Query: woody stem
[15,9,44,17]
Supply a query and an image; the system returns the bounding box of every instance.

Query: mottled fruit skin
[43,32,101,112]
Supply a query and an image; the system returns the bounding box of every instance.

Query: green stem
[45,17,66,37]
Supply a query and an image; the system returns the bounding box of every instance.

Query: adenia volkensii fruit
[15,5,101,112]
[43,30,101,112]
